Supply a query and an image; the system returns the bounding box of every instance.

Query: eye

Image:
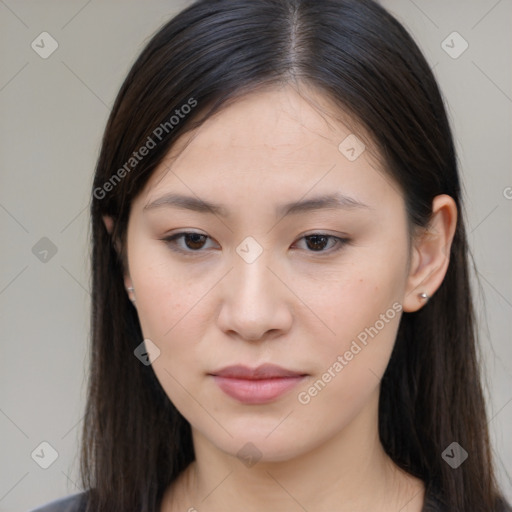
[162,232,217,254]
[291,233,349,254]
[162,231,349,256]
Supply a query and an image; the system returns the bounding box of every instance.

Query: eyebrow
[143,192,371,218]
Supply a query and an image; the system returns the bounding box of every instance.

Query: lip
[209,364,307,404]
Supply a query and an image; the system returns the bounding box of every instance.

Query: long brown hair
[83,1,510,510]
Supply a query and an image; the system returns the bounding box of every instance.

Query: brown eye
[293,233,349,254]
[162,232,349,257]
[182,233,207,250]
[304,234,330,251]
[162,232,215,254]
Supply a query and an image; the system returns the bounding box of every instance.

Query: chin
[202,427,312,465]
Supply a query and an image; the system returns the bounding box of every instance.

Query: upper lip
[210,364,306,379]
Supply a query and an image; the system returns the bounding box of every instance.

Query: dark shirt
[29,492,86,512]
[28,487,511,512]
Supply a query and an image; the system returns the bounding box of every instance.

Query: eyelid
[162,231,218,255]
[291,232,349,254]
[161,231,350,256]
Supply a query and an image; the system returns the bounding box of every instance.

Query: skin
[104,83,457,512]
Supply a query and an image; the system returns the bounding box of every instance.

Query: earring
[127,286,136,303]
[418,292,430,301]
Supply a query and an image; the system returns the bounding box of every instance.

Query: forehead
[135,84,400,215]
[163,84,369,167]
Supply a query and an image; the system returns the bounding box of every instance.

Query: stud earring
[127,286,136,303]
[418,292,430,301]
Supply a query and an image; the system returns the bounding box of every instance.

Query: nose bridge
[231,244,277,308]
[216,242,292,339]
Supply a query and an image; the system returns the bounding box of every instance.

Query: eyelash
[161,232,350,257]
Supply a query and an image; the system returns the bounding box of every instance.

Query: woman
[31,0,511,510]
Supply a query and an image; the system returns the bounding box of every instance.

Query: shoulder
[497,496,512,512]
[422,484,512,512]
[28,492,88,512]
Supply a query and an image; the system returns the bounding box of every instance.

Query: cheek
[128,249,217,401]
[129,246,215,340]
[297,251,407,344]
[297,305,401,428]
[292,250,408,407]
[132,261,211,412]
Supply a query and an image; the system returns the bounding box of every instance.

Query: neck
[163,392,425,512]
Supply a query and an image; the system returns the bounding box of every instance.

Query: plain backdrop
[0,1,511,511]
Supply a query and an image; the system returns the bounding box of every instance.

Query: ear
[402,194,457,312]
[102,214,114,235]
[102,215,136,304]
[102,214,122,252]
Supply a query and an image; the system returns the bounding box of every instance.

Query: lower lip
[212,375,305,404]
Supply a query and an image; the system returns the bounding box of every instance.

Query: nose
[216,254,293,342]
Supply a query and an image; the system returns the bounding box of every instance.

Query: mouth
[209,364,308,404]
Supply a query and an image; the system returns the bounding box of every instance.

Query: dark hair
[84,0,510,511]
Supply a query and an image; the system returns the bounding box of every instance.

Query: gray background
[0,1,510,510]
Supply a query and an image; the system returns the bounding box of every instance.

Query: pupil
[307,235,327,251]
[183,234,330,251]
[185,233,206,250]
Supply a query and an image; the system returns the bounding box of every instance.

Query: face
[123,84,412,462]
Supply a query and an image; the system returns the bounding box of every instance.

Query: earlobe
[402,194,457,312]
[125,276,136,305]
[102,215,114,235]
